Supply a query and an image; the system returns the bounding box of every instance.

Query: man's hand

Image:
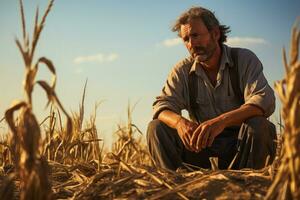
[175,117,198,151]
[158,105,264,153]
[190,117,226,152]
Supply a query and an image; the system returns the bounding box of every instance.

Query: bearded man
[147,6,277,170]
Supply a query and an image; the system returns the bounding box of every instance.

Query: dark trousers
[146,116,277,170]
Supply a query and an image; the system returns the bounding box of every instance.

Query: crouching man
[147,6,277,170]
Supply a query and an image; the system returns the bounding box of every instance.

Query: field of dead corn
[0,1,299,199]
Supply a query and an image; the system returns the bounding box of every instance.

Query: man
[147,6,277,170]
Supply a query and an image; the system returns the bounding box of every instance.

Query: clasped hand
[176,117,225,152]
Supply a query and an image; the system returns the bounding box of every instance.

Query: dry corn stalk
[3,0,72,199]
[266,19,300,199]
[111,102,152,166]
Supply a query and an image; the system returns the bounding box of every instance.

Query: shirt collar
[221,44,234,68]
[188,44,233,76]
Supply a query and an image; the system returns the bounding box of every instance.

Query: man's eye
[191,33,199,38]
[183,37,189,42]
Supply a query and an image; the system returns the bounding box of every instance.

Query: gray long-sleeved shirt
[153,45,275,122]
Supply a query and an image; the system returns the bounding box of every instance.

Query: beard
[192,36,217,62]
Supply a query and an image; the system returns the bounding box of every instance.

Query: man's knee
[245,116,268,130]
[243,116,276,152]
[146,119,183,170]
[244,116,271,139]
[238,116,277,168]
[147,119,166,145]
[147,119,162,132]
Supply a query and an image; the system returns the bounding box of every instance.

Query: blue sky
[0,0,299,147]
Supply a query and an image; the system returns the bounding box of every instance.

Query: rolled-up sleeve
[152,65,188,119]
[241,50,275,117]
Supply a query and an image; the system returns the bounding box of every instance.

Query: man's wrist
[218,113,230,128]
[174,116,183,129]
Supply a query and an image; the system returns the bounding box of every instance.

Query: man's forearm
[218,104,264,127]
[158,104,263,130]
[158,110,182,129]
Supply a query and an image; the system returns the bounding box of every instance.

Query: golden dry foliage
[266,20,300,199]
[2,0,296,199]
[110,102,153,166]
[3,0,72,199]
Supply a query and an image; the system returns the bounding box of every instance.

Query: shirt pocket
[195,88,211,121]
[224,79,243,111]
[223,93,241,112]
[196,80,210,106]
[196,93,210,105]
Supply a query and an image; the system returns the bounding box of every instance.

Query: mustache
[191,46,207,53]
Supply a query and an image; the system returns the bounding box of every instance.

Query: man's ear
[212,27,220,41]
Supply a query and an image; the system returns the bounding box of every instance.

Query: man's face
[180,18,218,62]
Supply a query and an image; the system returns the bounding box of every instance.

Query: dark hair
[172,6,231,45]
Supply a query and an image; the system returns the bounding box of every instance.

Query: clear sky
[0,0,299,147]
